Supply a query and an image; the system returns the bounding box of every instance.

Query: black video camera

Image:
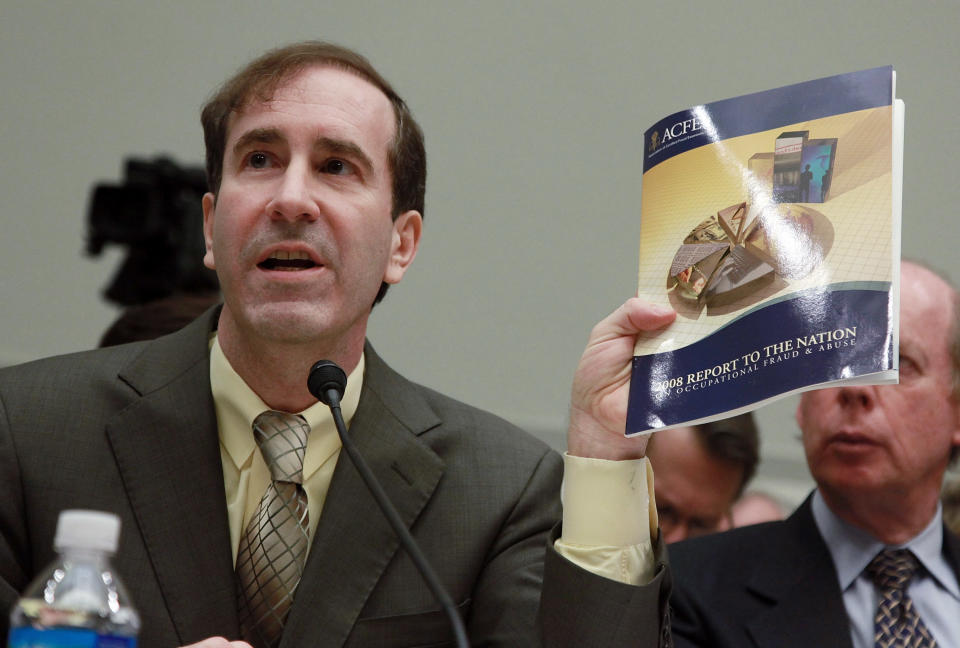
[86,157,219,306]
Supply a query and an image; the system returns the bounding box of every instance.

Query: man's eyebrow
[231,128,285,157]
[230,129,376,176]
[315,136,374,175]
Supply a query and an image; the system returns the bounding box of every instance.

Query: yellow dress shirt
[209,335,362,566]
[209,334,655,585]
[556,454,658,586]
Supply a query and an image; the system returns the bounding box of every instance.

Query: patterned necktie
[866,549,938,648]
[236,411,311,648]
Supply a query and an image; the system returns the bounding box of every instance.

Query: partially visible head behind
[693,414,761,496]
[797,261,960,521]
[647,413,760,543]
[99,292,221,347]
[200,41,426,304]
[731,491,786,528]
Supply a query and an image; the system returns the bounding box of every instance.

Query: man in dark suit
[668,261,960,647]
[0,42,672,647]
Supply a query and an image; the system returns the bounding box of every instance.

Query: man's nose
[836,384,875,410]
[267,163,321,222]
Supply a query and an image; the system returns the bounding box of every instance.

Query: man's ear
[383,210,422,285]
[795,397,806,431]
[202,192,217,270]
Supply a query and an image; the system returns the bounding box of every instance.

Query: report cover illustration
[627,66,902,435]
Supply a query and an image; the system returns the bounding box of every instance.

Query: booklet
[626,66,903,436]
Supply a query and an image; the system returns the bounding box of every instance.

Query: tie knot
[867,548,920,592]
[252,410,310,484]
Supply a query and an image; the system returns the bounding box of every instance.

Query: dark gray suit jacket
[0,308,669,647]
[668,496,960,648]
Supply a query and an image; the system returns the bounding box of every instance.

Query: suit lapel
[745,498,853,648]
[943,525,960,577]
[282,345,445,647]
[106,309,239,643]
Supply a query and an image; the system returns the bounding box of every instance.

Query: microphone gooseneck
[307,360,470,648]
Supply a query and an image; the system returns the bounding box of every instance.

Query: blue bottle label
[8,628,136,648]
[94,636,136,648]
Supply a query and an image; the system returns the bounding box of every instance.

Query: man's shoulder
[0,342,149,396]
[415,381,547,449]
[669,498,822,591]
[667,502,850,647]
[0,310,215,406]
[670,519,790,572]
[362,344,557,464]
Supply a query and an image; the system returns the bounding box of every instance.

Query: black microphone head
[308,360,348,405]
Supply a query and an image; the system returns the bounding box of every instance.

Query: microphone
[307,360,470,648]
[307,360,347,408]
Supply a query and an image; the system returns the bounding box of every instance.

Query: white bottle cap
[54,509,121,554]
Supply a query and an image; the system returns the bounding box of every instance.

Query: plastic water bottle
[7,510,141,648]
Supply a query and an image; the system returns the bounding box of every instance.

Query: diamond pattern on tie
[866,549,938,648]
[236,411,311,648]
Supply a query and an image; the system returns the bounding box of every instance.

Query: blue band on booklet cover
[643,66,892,172]
[626,286,893,434]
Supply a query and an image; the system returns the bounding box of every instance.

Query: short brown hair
[200,41,426,303]
[694,413,760,497]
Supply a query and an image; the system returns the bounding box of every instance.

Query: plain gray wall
[3,0,958,508]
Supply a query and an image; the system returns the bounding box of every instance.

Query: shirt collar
[812,489,958,597]
[209,334,364,477]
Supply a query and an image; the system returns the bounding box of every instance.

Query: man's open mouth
[258,250,319,271]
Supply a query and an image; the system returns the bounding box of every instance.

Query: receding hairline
[902,260,958,344]
[223,48,397,108]
[903,260,957,300]
[225,63,399,140]
[214,64,400,200]
[902,260,960,402]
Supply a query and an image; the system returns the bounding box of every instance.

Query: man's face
[648,426,742,543]
[798,264,960,504]
[203,66,421,349]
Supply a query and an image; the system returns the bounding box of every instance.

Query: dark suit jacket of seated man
[0,42,674,648]
[667,261,960,648]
